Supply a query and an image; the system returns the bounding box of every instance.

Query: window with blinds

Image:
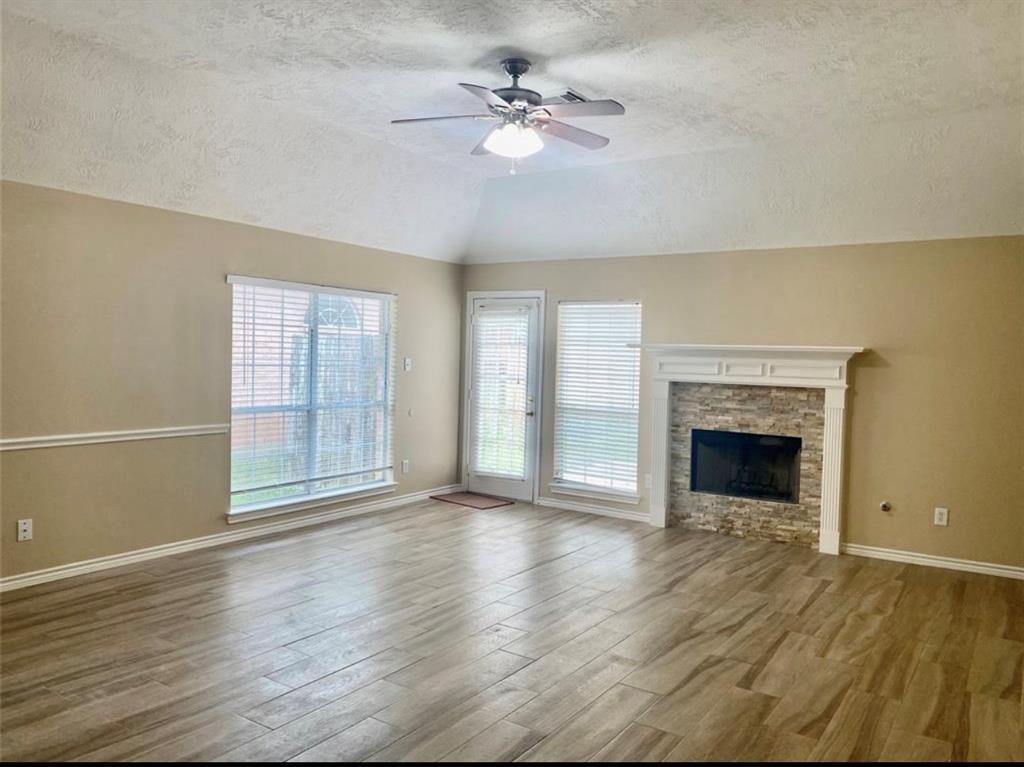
[229,276,395,510]
[553,301,642,495]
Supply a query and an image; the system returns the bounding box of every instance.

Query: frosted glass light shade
[483,124,543,158]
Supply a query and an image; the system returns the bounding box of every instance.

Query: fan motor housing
[493,87,543,107]
[496,57,541,106]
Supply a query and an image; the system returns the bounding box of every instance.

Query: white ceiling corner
[2,0,1021,263]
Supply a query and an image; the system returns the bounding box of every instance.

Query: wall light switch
[933,507,949,527]
[402,459,410,475]
[403,357,413,372]
[17,519,32,542]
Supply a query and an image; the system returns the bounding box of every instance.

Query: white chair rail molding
[645,344,864,554]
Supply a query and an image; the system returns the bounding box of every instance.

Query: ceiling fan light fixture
[483,123,543,158]
[392,57,622,157]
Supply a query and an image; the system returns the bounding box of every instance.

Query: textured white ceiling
[0,10,484,261]
[6,0,1020,175]
[2,0,1022,262]
[466,106,1023,262]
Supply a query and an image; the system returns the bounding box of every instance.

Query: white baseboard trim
[536,495,649,523]
[842,543,1024,581]
[0,483,461,593]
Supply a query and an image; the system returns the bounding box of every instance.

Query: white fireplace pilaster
[650,378,671,528]
[818,387,848,554]
[645,344,864,554]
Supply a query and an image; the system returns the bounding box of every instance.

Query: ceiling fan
[391,57,624,161]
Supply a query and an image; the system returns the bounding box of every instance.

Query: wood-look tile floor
[1,500,1021,762]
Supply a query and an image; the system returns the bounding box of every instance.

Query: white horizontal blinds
[230,277,395,507]
[230,284,311,506]
[554,302,642,493]
[470,303,529,479]
[312,292,395,495]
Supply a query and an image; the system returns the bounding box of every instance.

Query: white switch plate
[17,519,32,542]
[934,507,949,526]
[403,357,413,372]
[401,459,410,474]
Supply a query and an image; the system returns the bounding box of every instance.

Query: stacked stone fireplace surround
[669,382,825,547]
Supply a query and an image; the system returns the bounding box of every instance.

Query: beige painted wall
[465,237,1024,568]
[3,181,1021,576]
[1,182,463,576]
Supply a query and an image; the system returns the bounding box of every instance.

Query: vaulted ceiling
[3,0,1021,262]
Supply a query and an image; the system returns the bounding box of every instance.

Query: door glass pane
[471,304,529,478]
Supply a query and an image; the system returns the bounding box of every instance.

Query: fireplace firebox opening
[690,428,802,504]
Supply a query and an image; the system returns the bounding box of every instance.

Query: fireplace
[646,344,864,554]
[690,428,802,504]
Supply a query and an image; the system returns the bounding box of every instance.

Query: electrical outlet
[17,519,32,542]
[401,459,411,475]
[934,507,949,527]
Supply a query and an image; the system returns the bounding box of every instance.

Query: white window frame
[550,300,642,505]
[227,274,397,519]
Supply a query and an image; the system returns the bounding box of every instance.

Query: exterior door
[465,296,541,501]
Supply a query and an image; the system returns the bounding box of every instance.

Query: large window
[553,301,642,497]
[229,275,395,511]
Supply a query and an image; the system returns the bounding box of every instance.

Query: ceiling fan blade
[471,127,497,155]
[537,118,610,150]
[536,99,625,118]
[459,83,511,110]
[391,114,494,124]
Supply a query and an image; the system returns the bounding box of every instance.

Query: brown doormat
[430,491,515,510]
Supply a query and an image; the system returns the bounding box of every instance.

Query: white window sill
[548,482,641,505]
[227,481,397,524]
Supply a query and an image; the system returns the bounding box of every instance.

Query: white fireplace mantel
[646,344,865,555]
